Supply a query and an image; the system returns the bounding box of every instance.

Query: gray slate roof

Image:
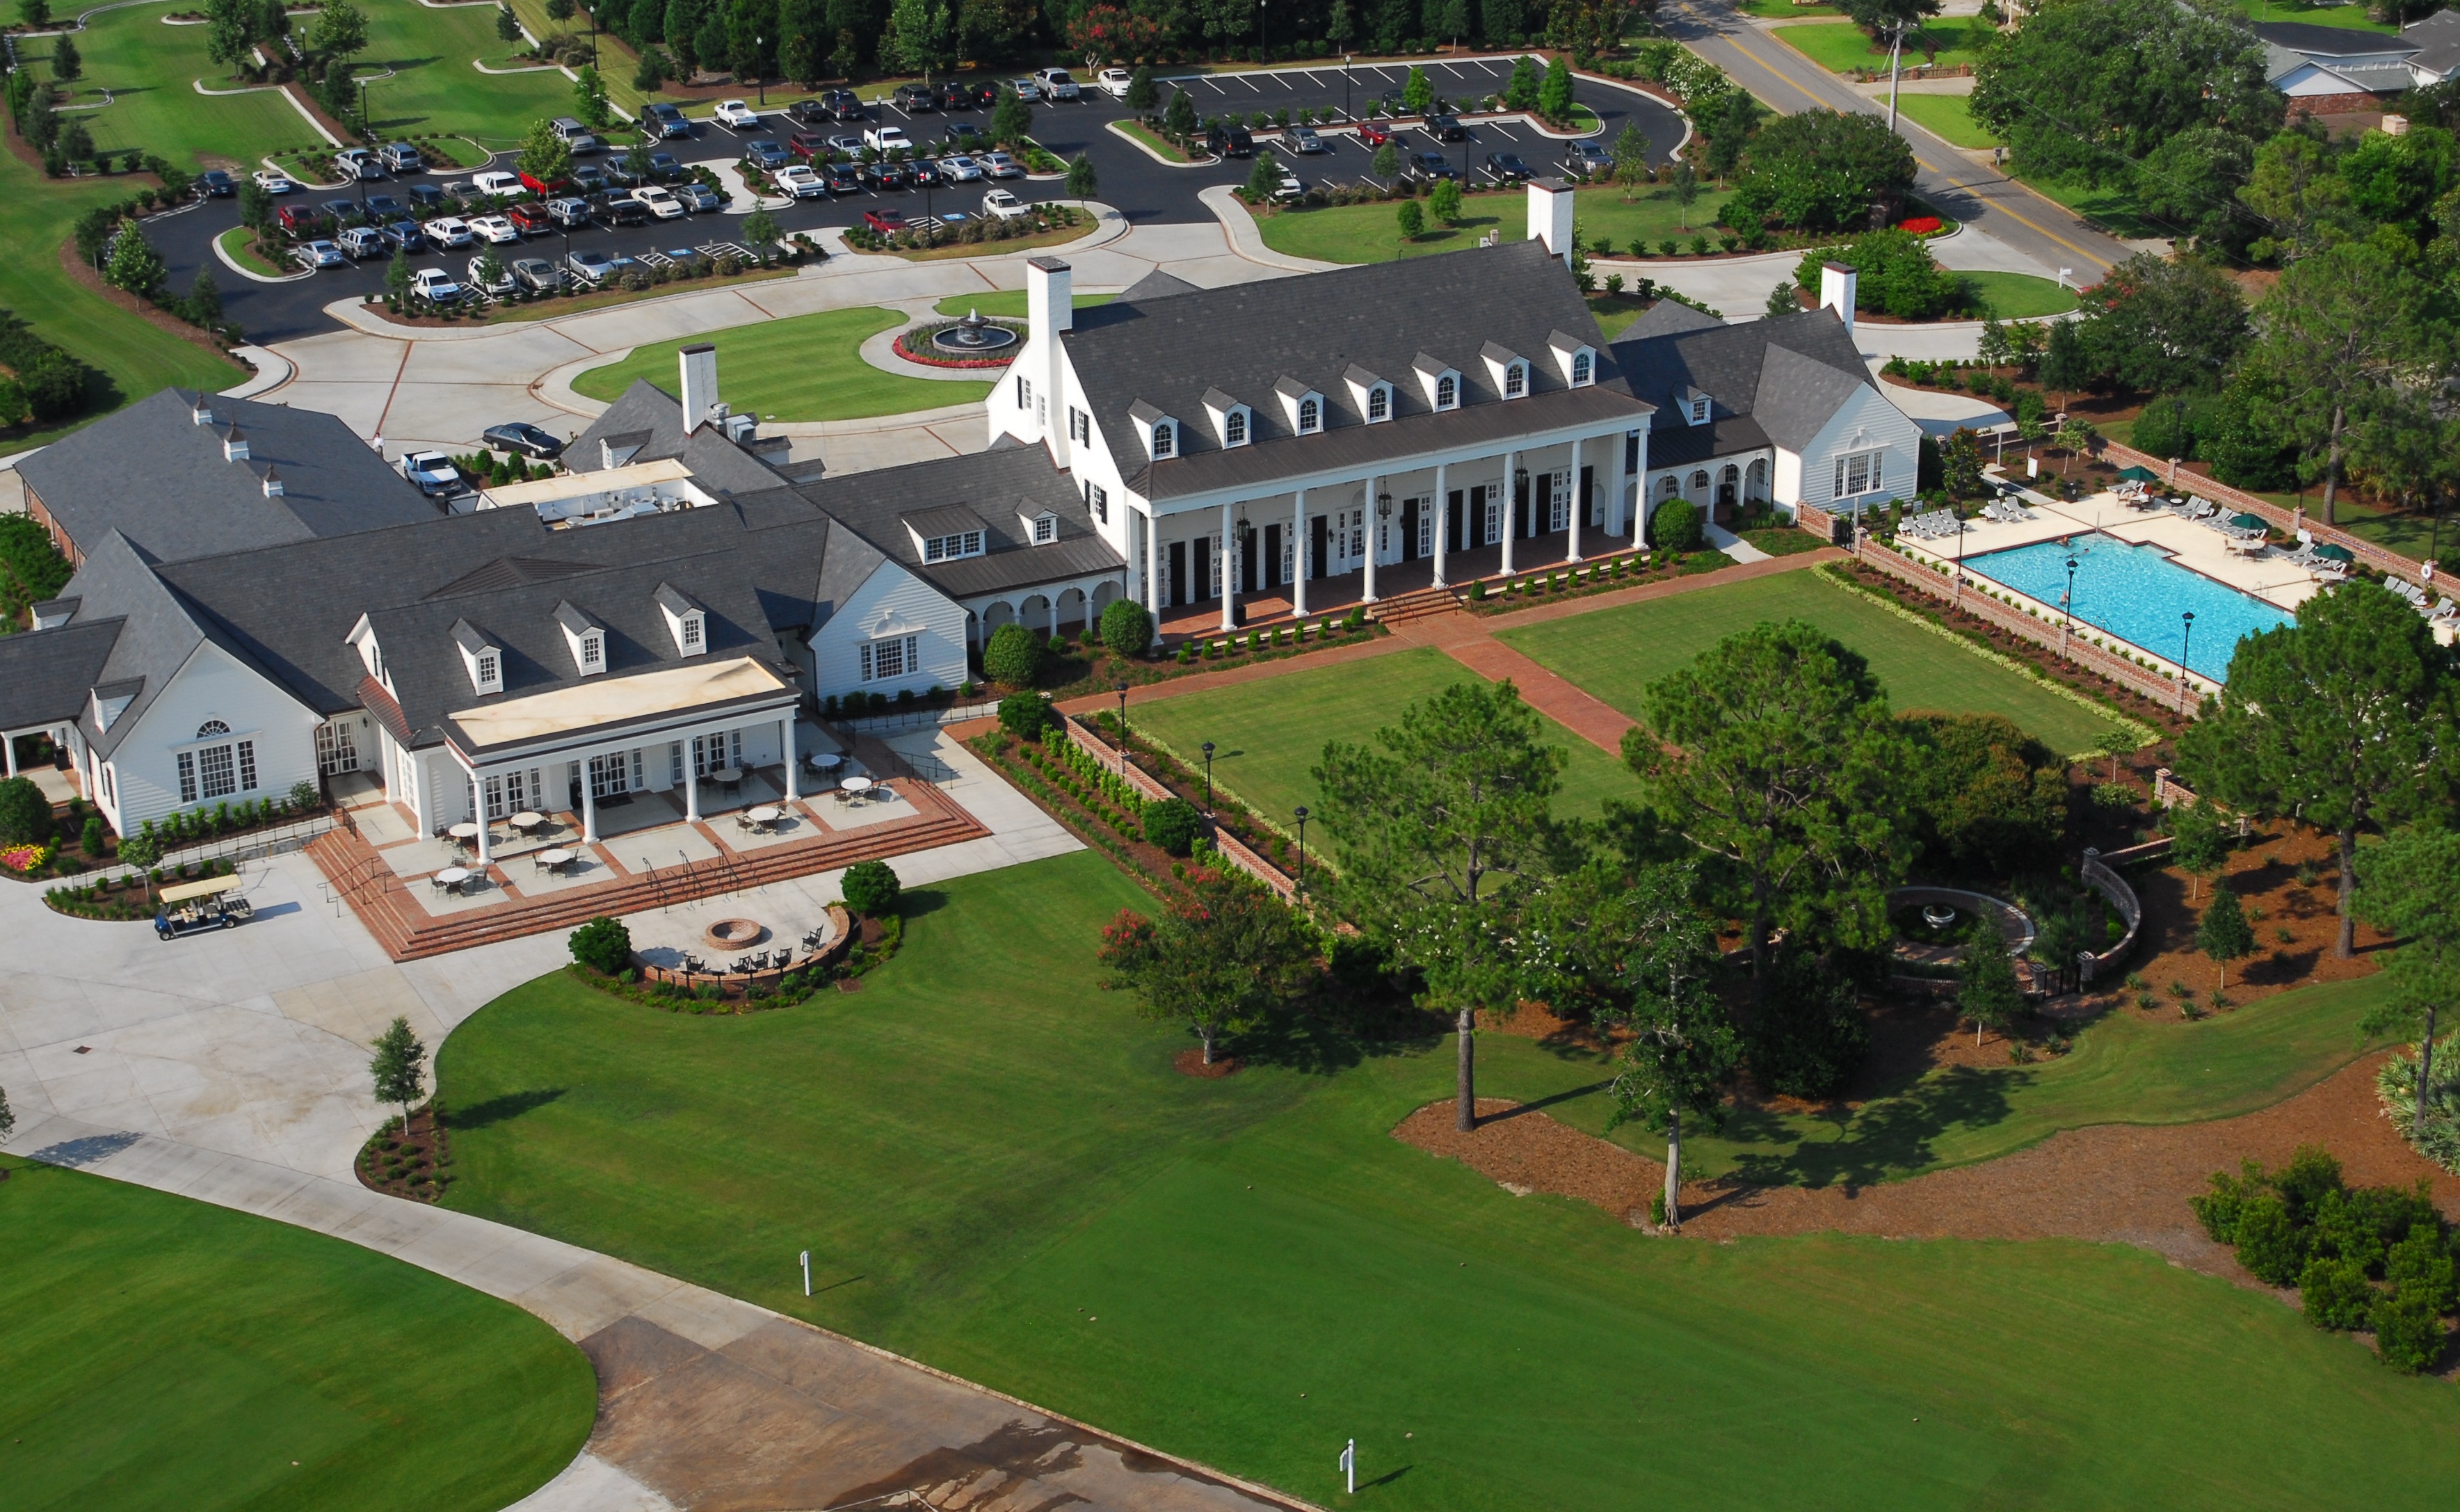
[784,443,1123,602]
[1063,239,1652,500]
[0,616,124,732]
[1611,307,1876,456]
[54,531,245,759]
[18,388,438,564]
[567,378,802,495]
[2406,8,2460,81]
[2255,19,2416,57]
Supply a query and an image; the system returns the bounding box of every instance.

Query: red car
[275,202,328,234]
[517,169,568,197]
[862,207,908,234]
[787,131,828,161]
[1354,120,1391,147]
[507,201,556,234]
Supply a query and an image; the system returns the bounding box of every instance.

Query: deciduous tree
[310,0,368,66]
[1098,871,1316,1065]
[517,117,574,185]
[2180,581,2459,957]
[2167,796,2228,903]
[1730,108,1915,232]
[1315,679,1566,1130]
[104,221,166,299]
[1956,927,2023,1047]
[2073,251,2251,396]
[368,1015,427,1139]
[2354,826,2460,1145]
[2198,885,2253,992]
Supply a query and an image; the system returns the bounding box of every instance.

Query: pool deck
[1913,485,2330,615]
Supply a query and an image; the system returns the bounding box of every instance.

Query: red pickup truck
[517,169,569,197]
[508,201,556,235]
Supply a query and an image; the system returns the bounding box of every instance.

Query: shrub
[79,814,106,856]
[568,914,632,975]
[982,622,1043,686]
[2299,1255,2375,1330]
[0,775,49,846]
[997,690,1054,741]
[2233,1194,2310,1286]
[1748,949,1870,1098]
[841,859,900,917]
[2372,1286,2449,1373]
[1098,597,1150,660]
[1650,497,1701,554]
[1143,796,1201,856]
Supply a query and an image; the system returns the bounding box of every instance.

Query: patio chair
[2432,598,2458,624]
[802,927,828,949]
[773,947,792,969]
[428,874,453,896]
[869,783,894,803]
[734,812,759,833]
[732,956,755,974]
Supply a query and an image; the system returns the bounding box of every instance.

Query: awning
[2116,465,2160,482]
[2316,542,2356,562]
[159,874,244,904]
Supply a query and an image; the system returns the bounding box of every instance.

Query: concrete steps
[1370,586,1463,625]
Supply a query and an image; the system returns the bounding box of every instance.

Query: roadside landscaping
[1774,17,1999,74]
[1257,182,1738,266]
[216,224,288,278]
[572,307,991,420]
[1890,93,2000,151]
[0,1155,595,1512]
[431,853,2460,1510]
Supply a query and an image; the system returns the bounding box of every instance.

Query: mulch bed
[1174,1049,1241,1078]
[2112,821,2390,1018]
[354,1104,452,1203]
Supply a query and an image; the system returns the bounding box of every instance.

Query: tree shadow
[1481,1080,1612,1124]
[898,888,949,918]
[449,1087,565,1129]
[1230,1010,1368,1077]
[1721,1065,2028,1193]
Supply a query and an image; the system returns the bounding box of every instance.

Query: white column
[1219,499,1235,632]
[3,734,15,780]
[1431,462,1449,588]
[684,747,700,823]
[472,775,492,867]
[1143,513,1161,645]
[1292,488,1309,616]
[782,716,798,801]
[580,759,599,844]
[1568,437,1585,563]
[1501,450,1518,575]
[1364,476,1381,603]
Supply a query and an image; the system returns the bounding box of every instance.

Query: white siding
[98,641,322,833]
[1794,385,1922,513]
[808,560,969,705]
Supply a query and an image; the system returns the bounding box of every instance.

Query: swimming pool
[1965,533,2291,682]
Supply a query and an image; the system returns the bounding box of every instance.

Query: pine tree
[51,32,81,83]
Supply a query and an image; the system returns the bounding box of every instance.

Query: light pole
[1201,739,1216,815]
[2178,611,2196,714]
[2060,554,2077,656]
[1293,804,1309,899]
[1114,679,1130,773]
[1344,55,1352,122]
[755,35,765,106]
[1952,517,1967,605]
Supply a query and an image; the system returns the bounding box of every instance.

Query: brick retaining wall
[2099,437,2431,586]
[1061,716,1299,898]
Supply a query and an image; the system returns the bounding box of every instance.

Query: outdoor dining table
[811,752,844,772]
[533,849,574,874]
[433,866,473,894]
[746,805,783,830]
[707,766,743,791]
[839,775,873,795]
[448,821,481,841]
[508,810,546,835]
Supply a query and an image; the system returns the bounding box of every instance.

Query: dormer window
[680,616,701,650]
[1367,386,1390,421]
[1481,343,1529,401]
[654,584,708,658]
[1692,397,1709,423]
[1346,364,1393,424]
[1573,352,1593,385]
[1298,396,1319,433]
[476,650,501,688]
[1436,374,1458,409]
[1506,365,1527,397]
[1022,508,1059,544]
[1549,330,1599,388]
[453,619,504,693]
[922,529,983,561]
[554,601,606,677]
[1152,421,1175,458]
[1203,388,1251,449]
[1414,353,1461,412]
[1225,409,1248,445]
[580,632,603,671]
[1276,377,1324,435]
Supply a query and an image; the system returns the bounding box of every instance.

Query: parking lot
[152,58,1684,344]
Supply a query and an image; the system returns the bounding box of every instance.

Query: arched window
[1504,364,1526,399]
[1658,476,1680,501]
[1689,470,1710,497]
[1298,397,1319,433]
[196,720,230,739]
[1151,421,1175,458]
[1225,410,1247,445]
[1436,374,1457,409]
[1367,386,1389,421]
[1572,352,1593,385]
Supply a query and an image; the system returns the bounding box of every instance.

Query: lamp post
[1114,679,1130,773]
[1293,804,1309,899]
[1344,55,1353,122]
[1201,739,1216,815]
[2178,611,2195,714]
[1952,517,1967,605]
[2060,554,2077,656]
[756,35,765,106]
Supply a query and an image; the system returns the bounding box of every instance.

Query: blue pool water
[1966,533,2292,682]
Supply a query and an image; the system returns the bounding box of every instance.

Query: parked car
[568,163,608,193]
[714,98,761,129]
[1353,119,1391,147]
[467,169,521,199]
[483,420,565,458]
[624,184,679,218]
[788,131,828,161]
[859,159,906,191]
[254,168,296,195]
[892,82,939,113]
[364,193,408,219]
[1404,150,1458,182]
[407,182,447,209]
[1270,159,1304,201]
[275,202,327,234]
[1034,67,1080,99]
[1481,151,1533,184]
[743,138,791,170]
[595,194,649,226]
[647,152,684,179]
[646,101,691,138]
[1423,113,1465,143]
[565,248,618,284]
[675,181,723,211]
[197,168,236,197]
[772,165,826,199]
[410,268,463,305]
[468,214,522,243]
[1095,67,1133,98]
[421,216,475,248]
[334,147,383,180]
[602,157,643,188]
[549,115,591,142]
[378,219,424,251]
[1204,124,1253,158]
[501,202,552,236]
[337,225,388,259]
[465,255,515,297]
[825,132,865,156]
[377,142,424,172]
[565,133,602,156]
[400,449,462,492]
[908,156,943,187]
[981,187,1029,220]
[1563,139,1614,179]
[979,150,1022,179]
[1008,77,1041,102]
[864,124,912,153]
[822,160,862,195]
[812,88,864,120]
[862,207,908,234]
[1287,124,1326,154]
[942,79,994,110]
[942,120,988,153]
[294,239,346,269]
[938,153,983,182]
[545,196,591,228]
[153,877,253,940]
[319,198,366,226]
[510,256,562,293]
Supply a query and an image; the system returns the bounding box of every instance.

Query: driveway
[0,732,1307,1512]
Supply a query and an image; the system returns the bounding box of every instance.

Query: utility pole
[1886,21,1905,133]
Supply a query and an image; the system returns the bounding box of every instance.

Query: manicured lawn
[1963,270,2078,319]
[218,225,287,278]
[0,1156,593,1512]
[350,0,576,156]
[930,291,1114,318]
[1774,17,2000,72]
[1111,118,1194,161]
[1129,645,1637,825]
[1495,570,2130,756]
[2226,0,2396,29]
[2018,172,2178,242]
[26,17,308,172]
[1258,183,1737,265]
[572,307,992,420]
[1891,92,2000,150]
[433,854,2460,1511]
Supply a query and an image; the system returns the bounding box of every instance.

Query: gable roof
[0,615,124,732]
[1063,239,1651,500]
[17,388,439,563]
[2406,8,2460,81]
[2254,19,2416,57]
[1611,307,1880,457]
[786,444,1123,602]
[53,532,232,759]
[566,378,800,495]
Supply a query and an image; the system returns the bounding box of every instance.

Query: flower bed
[974,729,1180,894]
[892,320,1027,369]
[566,908,901,1013]
[1897,216,1944,236]
[43,858,237,920]
[1459,545,1728,616]
[355,1105,452,1203]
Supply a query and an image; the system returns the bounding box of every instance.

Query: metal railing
[838,699,1003,735]
[49,812,338,890]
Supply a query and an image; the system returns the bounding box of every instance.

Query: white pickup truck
[863,124,913,153]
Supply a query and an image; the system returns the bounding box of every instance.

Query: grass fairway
[1260,184,1737,266]
[1774,17,1999,72]
[1128,645,1637,825]
[351,0,575,156]
[1496,570,2127,755]
[0,1156,593,1512]
[28,17,307,172]
[573,307,992,420]
[1964,269,2078,319]
[1892,92,2000,150]
[434,853,2460,1511]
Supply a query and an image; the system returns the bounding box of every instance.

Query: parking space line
[1486,122,1518,140]
[1239,74,1262,92]
[1202,77,1227,93]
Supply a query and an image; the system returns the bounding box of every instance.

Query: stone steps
[1369,586,1464,625]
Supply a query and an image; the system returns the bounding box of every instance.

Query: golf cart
[154,874,254,940]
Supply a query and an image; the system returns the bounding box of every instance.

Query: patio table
[448,822,481,841]
[533,849,574,873]
[708,766,743,790]
[508,810,546,834]
[839,775,873,794]
[434,866,472,894]
[747,805,783,829]
[811,752,844,772]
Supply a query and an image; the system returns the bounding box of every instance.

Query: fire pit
[930,308,1020,355]
[703,918,766,949]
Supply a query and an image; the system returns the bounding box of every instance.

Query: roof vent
[261,465,284,497]
[222,426,250,462]
[723,412,756,444]
[191,401,216,427]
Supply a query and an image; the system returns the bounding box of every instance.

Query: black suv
[1404,151,1458,182]
[198,168,236,197]
[1204,124,1254,157]
[892,82,939,113]
[823,160,863,194]
[818,88,864,120]
[859,159,908,191]
[1424,113,1466,143]
[1482,151,1532,184]
[944,120,988,152]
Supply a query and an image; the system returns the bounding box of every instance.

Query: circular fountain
[930,308,1020,356]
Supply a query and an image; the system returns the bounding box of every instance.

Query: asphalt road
[150,58,1686,346]
[1656,0,2135,279]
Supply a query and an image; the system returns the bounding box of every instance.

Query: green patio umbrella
[2230,513,2266,530]
[2117,465,2160,482]
[2315,542,2356,562]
